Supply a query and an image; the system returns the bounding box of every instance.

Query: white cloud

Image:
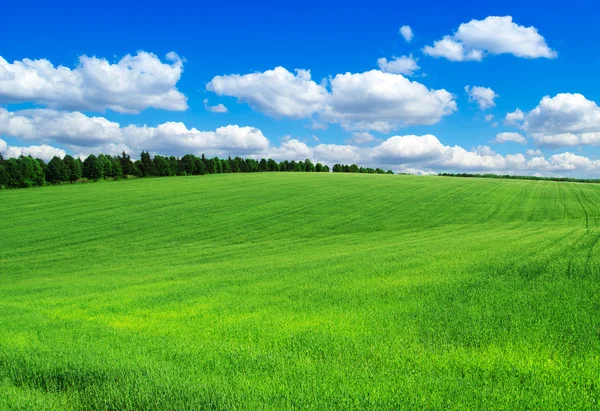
[423,36,483,62]
[0,107,269,158]
[513,93,600,148]
[526,149,543,156]
[4,109,600,177]
[0,138,66,162]
[465,85,498,110]
[423,16,556,61]
[346,132,377,145]
[323,70,457,131]
[484,114,494,122]
[207,67,456,131]
[308,120,328,130]
[493,132,527,144]
[0,51,187,113]
[399,25,414,42]
[203,99,228,113]
[377,55,420,76]
[206,67,327,118]
[505,108,525,125]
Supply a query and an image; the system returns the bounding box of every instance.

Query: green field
[1,173,599,409]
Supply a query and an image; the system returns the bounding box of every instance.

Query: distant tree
[323,165,330,172]
[386,170,394,174]
[83,154,103,180]
[304,159,315,172]
[119,151,135,176]
[153,155,171,176]
[213,157,223,174]
[315,163,323,172]
[194,157,205,175]
[63,155,82,183]
[259,158,267,172]
[140,151,154,176]
[332,164,342,173]
[222,158,231,173]
[267,158,279,172]
[46,156,69,183]
[0,156,8,188]
[180,154,197,175]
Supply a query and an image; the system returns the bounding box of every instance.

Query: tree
[153,155,171,176]
[267,158,279,172]
[332,164,342,173]
[119,152,135,176]
[83,154,103,180]
[0,159,8,188]
[180,154,197,176]
[304,159,315,172]
[259,158,267,172]
[63,155,82,183]
[386,170,394,174]
[315,163,323,172]
[323,165,330,172]
[46,156,70,183]
[140,151,154,176]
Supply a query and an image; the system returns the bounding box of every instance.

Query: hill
[1,173,599,409]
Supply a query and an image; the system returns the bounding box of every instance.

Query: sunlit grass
[1,173,599,409]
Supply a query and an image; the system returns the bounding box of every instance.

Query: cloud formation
[399,25,414,42]
[0,51,187,113]
[207,67,456,132]
[206,67,327,118]
[506,93,600,148]
[377,55,420,76]
[465,85,498,110]
[3,107,599,177]
[493,132,527,144]
[423,16,556,61]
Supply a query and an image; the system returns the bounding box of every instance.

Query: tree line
[332,164,394,174]
[0,151,394,190]
[439,173,600,184]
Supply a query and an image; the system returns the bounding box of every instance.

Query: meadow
[1,173,599,409]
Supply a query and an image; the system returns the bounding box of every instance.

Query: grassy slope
[1,173,599,409]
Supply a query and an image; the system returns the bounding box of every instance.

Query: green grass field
[1,173,600,409]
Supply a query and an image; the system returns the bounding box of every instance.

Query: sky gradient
[2,0,600,177]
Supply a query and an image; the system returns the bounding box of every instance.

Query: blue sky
[2,0,600,176]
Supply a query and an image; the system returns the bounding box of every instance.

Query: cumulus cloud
[465,85,498,110]
[207,67,457,131]
[484,114,494,122]
[505,108,525,125]
[323,70,457,131]
[493,132,527,144]
[346,132,377,145]
[423,16,556,61]
[4,107,600,177]
[206,67,327,118]
[508,93,600,148]
[203,99,228,113]
[526,149,543,157]
[0,107,269,158]
[377,55,420,76]
[0,51,187,113]
[0,138,66,162]
[399,25,414,42]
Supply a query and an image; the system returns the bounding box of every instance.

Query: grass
[1,173,599,409]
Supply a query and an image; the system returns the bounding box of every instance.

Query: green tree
[83,154,103,180]
[63,155,82,183]
[140,151,154,176]
[304,159,315,172]
[46,156,70,183]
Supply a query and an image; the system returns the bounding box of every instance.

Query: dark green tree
[63,155,82,183]
[46,156,70,183]
[83,154,103,180]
